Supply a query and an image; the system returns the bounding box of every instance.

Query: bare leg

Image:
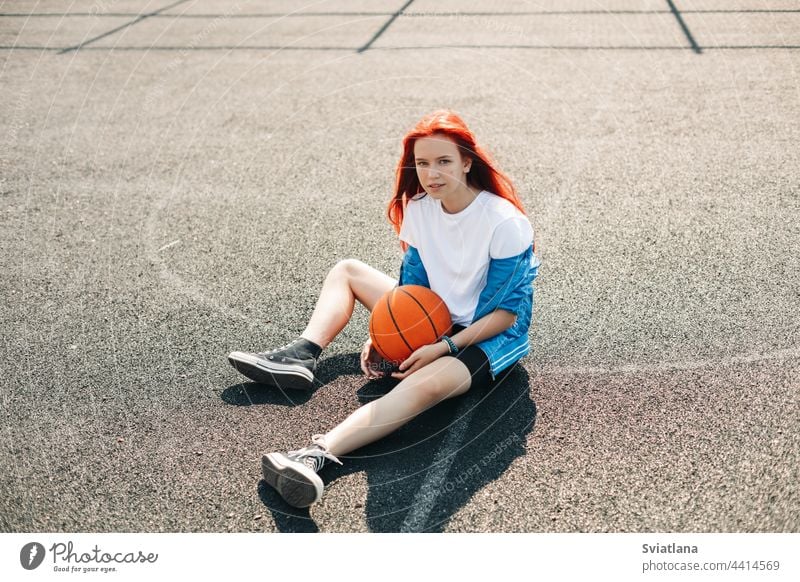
[300,259,396,349]
[258,291,475,509]
[321,356,473,457]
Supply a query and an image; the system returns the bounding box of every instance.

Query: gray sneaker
[261,435,343,508]
[228,339,317,390]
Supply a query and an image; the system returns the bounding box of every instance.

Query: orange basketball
[369,285,453,365]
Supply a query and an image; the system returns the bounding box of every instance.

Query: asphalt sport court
[1,0,798,533]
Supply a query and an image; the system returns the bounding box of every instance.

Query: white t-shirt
[398,190,534,326]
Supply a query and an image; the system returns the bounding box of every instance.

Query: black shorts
[449,324,516,391]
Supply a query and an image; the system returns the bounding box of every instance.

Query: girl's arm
[390,309,515,380]
[450,309,516,350]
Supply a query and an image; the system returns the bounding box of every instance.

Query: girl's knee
[330,258,363,279]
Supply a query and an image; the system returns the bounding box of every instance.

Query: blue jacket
[398,244,540,380]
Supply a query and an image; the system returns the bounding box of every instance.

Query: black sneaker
[261,435,342,508]
[228,338,319,390]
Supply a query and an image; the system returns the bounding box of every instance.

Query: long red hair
[387,110,528,252]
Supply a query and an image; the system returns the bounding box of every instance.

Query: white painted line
[400,399,474,533]
[157,239,181,252]
[398,342,800,532]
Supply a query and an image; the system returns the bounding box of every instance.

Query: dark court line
[666,0,702,55]
[5,45,799,52]
[3,9,800,17]
[357,0,414,54]
[56,0,190,54]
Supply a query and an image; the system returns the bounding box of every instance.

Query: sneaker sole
[261,453,323,508]
[228,351,314,390]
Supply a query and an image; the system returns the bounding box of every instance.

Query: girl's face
[413,135,472,199]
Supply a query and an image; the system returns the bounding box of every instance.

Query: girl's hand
[360,338,391,379]
[391,341,451,380]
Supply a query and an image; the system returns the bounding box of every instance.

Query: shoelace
[287,434,343,473]
[261,338,300,356]
[257,340,310,362]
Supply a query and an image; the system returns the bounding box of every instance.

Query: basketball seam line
[386,288,415,355]
[369,304,391,364]
[397,286,441,342]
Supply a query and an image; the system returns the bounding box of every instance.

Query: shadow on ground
[219,352,366,406]
[232,353,536,532]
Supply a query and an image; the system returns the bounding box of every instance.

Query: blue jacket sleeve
[473,246,537,320]
[398,246,430,288]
